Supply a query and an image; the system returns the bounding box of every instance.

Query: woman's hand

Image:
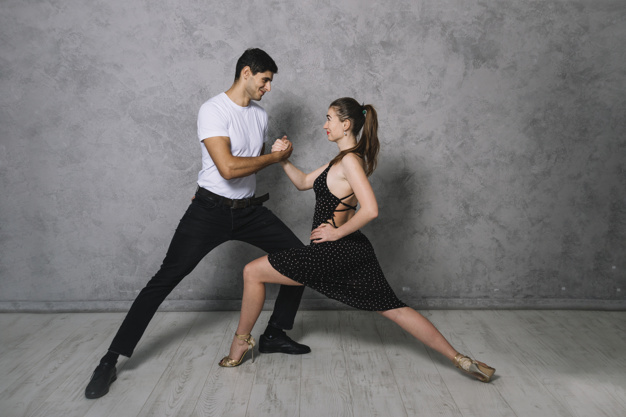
[271,136,290,152]
[310,223,340,243]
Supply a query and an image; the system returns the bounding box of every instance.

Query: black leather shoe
[258,333,311,355]
[85,362,117,399]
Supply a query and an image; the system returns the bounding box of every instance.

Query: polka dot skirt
[268,164,407,311]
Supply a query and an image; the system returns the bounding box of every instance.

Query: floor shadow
[121,312,230,370]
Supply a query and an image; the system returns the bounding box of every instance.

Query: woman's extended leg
[224,256,303,364]
[378,307,495,382]
[378,307,458,360]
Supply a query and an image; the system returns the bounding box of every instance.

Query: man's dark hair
[234,48,278,81]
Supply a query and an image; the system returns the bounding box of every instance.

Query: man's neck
[225,83,251,107]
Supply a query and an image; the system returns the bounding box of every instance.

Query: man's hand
[271,136,291,152]
[271,136,293,162]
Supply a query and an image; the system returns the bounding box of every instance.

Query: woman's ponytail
[359,104,379,176]
[329,98,380,176]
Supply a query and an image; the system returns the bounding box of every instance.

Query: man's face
[245,70,274,101]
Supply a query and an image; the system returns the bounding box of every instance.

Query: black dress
[268,163,407,311]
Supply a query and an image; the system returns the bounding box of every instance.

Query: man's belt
[196,187,269,209]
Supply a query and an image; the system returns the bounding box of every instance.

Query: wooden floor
[1,310,625,417]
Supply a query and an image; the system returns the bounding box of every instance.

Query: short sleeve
[197,101,229,142]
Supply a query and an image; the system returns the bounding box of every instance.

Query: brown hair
[329,97,379,176]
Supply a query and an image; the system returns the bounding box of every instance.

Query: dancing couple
[85,48,493,399]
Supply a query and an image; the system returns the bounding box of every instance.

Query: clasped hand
[272,136,292,153]
[310,223,340,243]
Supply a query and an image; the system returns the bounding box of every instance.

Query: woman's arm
[310,153,378,243]
[280,160,329,191]
[272,138,328,191]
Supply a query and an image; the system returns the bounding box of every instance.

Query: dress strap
[334,203,357,212]
[334,192,357,212]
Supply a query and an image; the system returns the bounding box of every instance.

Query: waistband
[196,186,269,209]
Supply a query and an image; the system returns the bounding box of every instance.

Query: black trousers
[108,189,305,357]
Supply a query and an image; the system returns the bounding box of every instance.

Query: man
[85,48,310,399]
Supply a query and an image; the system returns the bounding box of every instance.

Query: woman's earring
[343,131,347,136]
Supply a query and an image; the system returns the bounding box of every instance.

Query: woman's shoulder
[340,152,365,170]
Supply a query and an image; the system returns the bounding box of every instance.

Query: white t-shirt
[197,92,268,199]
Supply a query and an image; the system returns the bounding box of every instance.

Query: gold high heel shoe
[453,353,495,382]
[219,333,256,367]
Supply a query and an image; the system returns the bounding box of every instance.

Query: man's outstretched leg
[85,198,228,399]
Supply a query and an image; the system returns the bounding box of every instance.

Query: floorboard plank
[82,312,200,417]
[340,311,408,417]
[0,313,128,417]
[425,310,517,417]
[299,311,352,417]
[136,311,234,417]
[190,312,257,417]
[453,310,574,417]
[375,310,463,417]
[0,313,91,394]
[246,312,302,417]
[0,313,71,351]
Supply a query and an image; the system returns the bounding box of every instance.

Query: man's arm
[203,136,293,180]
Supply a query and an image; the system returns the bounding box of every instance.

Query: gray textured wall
[1,0,625,311]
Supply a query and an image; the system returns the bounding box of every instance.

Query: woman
[219,98,495,382]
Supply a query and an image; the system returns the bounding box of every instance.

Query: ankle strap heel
[453,353,495,382]
[219,333,256,368]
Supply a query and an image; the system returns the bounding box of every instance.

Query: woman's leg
[226,256,303,361]
[379,307,496,382]
[378,307,458,360]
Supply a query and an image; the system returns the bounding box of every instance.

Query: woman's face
[323,107,345,142]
